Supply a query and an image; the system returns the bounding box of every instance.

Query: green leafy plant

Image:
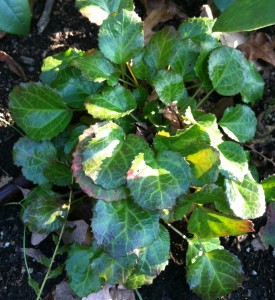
[8,1,274,299]
[0,0,31,35]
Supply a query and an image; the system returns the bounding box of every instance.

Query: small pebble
[29,268,33,274]
[4,242,10,248]
[246,247,251,253]
[251,270,257,276]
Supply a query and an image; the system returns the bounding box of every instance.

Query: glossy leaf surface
[127,151,190,210]
[99,10,143,64]
[9,82,72,141]
[92,198,160,257]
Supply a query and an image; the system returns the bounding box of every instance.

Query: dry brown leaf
[83,284,135,300]
[0,51,27,80]
[143,0,187,43]
[23,248,47,263]
[54,281,80,300]
[31,232,49,245]
[62,220,92,246]
[160,104,182,132]
[0,30,6,39]
[238,32,275,67]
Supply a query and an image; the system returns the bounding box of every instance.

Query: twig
[37,0,54,34]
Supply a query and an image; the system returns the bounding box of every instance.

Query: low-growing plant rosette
[8,1,275,299]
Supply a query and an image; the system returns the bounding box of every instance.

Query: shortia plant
[8,1,274,299]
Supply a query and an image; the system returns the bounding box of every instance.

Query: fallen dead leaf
[160,104,182,131]
[0,51,27,80]
[62,220,92,246]
[142,0,187,43]
[54,281,80,300]
[31,232,49,245]
[82,284,135,300]
[0,31,6,39]
[23,248,47,263]
[0,175,13,188]
[238,32,275,67]
[251,236,267,251]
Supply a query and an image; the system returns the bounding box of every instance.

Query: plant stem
[191,87,202,99]
[186,83,200,90]
[130,113,141,123]
[167,223,188,240]
[135,289,143,300]
[23,226,32,278]
[196,89,214,109]
[126,62,139,87]
[118,78,136,88]
[0,117,24,136]
[36,189,72,300]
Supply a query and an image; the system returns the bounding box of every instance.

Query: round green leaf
[135,225,170,276]
[144,27,178,70]
[187,249,244,300]
[153,70,187,105]
[71,50,120,86]
[261,175,275,203]
[44,162,72,186]
[218,104,257,143]
[92,198,160,257]
[13,137,57,184]
[85,85,137,120]
[9,82,72,141]
[218,141,249,182]
[225,176,266,219]
[99,9,143,64]
[127,150,191,210]
[21,186,68,233]
[208,46,246,96]
[0,0,31,35]
[66,243,103,297]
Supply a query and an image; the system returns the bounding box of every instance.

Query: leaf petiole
[167,223,188,240]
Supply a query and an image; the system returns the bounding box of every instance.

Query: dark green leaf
[71,50,120,86]
[0,0,31,35]
[213,0,235,12]
[131,52,156,81]
[240,61,265,104]
[64,125,88,155]
[92,198,160,257]
[188,206,254,238]
[173,200,194,221]
[13,137,57,184]
[22,186,68,233]
[218,141,249,182]
[153,70,187,105]
[9,82,72,141]
[170,39,200,81]
[85,85,137,120]
[187,249,244,300]
[66,243,103,297]
[135,225,170,276]
[213,0,275,32]
[219,104,257,143]
[99,9,143,64]
[91,251,136,284]
[44,162,72,186]
[127,150,190,210]
[187,184,226,204]
[208,46,246,96]
[144,27,178,70]
[50,67,102,109]
[225,176,266,219]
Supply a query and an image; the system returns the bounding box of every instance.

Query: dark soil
[0,0,274,299]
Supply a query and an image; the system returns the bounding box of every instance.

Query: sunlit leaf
[219,104,257,143]
[188,206,254,238]
[127,150,190,210]
[9,82,72,141]
[99,9,143,64]
[187,184,226,204]
[225,175,266,219]
[85,85,137,120]
[71,50,120,86]
[218,141,249,182]
[261,175,275,202]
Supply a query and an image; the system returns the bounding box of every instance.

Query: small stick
[37,0,55,34]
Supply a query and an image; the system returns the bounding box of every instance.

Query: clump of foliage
[8,1,274,299]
